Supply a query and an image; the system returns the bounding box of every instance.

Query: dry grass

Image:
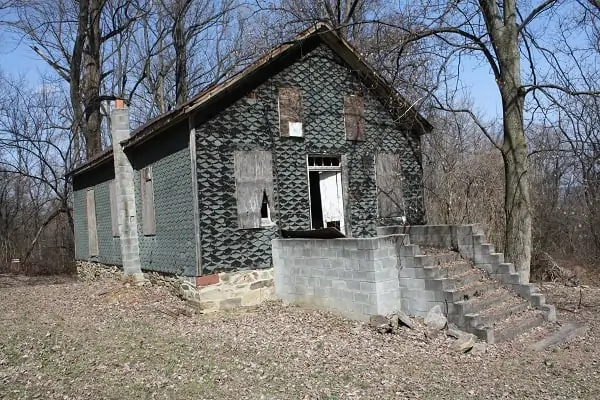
[0,274,599,399]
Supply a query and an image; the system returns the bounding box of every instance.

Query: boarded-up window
[86,189,99,256]
[234,151,274,229]
[278,87,303,137]
[344,95,365,141]
[141,167,156,236]
[376,153,404,218]
[108,180,119,237]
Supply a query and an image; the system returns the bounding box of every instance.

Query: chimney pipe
[111,100,144,281]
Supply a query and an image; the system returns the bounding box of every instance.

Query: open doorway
[307,156,345,234]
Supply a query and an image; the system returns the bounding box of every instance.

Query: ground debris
[0,275,598,399]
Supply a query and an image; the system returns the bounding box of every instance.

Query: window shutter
[86,189,99,256]
[278,87,303,137]
[141,167,156,235]
[376,153,404,218]
[234,151,274,229]
[344,95,365,141]
[108,180,119,237]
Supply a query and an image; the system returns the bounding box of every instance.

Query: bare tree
[360,0,600,282]
[9,0,143,160]
[0,72,74,272]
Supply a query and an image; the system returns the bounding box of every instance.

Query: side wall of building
[131,123,197,276]
[196,44,425,273]
[72,164,122,265]
[73,123,196,276]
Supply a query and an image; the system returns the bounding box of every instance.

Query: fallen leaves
[0,275,598,399]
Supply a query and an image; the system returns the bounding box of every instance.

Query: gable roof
[69,21,432,178]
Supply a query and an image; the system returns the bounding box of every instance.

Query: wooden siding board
[234,151,274,229]
[86,189,99,256]
[344,95,365,141]
[376,153,404,217]
[141,167,156,235]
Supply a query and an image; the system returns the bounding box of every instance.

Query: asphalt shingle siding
[72,165,122,265]
[73,125,196,276]
[195,44,425,273]
[132,125,197,276]
[72,42,425,277]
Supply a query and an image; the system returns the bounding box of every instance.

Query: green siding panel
[133,127,196,276]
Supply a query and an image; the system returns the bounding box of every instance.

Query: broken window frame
[307,155,342,172]
[306,155,345,233]
[260,189,275,227]
[375,153,406,219]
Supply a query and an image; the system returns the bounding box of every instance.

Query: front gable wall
[196,44,424,273]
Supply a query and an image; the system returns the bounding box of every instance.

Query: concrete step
[425,269,484,292]
[439,261,473,278]
[475,310,546,344]
[492,263,515,275]
[477,298,531,327]
[451,269,485,288]
[420,248,463,265]
[444,279,502,303]
[472,234,485,245]
[479,243,495,254]
[423,261,474,280]
[454,287,514,316]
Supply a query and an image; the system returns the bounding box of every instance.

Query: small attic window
[278,87,303,137]
[245,91,258,104]
[344,94,365,141]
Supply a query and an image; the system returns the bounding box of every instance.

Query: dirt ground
[0,274,598,400]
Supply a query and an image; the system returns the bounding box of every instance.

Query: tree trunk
[501,93,532,283]
[173,2,188,105]
[82,0,103,158]
[484,0,532,283]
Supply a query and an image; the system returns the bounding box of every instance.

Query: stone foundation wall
[272,235,405,320]
[181,269,275,312]
[76,261,275,312]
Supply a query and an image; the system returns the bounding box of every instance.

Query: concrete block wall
[395,250,446,318]
[272,235,405,320]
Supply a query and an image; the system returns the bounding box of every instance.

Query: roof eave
[66,148,114,178]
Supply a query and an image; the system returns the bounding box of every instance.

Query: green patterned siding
[72,164,122,264]
[132,125,196,276]
[196,44,425,273]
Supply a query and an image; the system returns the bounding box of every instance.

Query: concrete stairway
[416,246,553,344]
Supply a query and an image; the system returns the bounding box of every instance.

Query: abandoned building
[70,22,555,343]
[70,23,430,279]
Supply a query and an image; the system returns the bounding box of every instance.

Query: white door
[319,171,345,234]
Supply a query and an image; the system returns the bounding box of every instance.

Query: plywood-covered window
[141,167,156,236]
[344,95,365,141]
[108,180,119,237]
[376,153,405,218]
[86,189,99,256]
[278,87,303,137]
[234,151,274,229]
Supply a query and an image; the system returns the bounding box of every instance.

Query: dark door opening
[309,171,324,229]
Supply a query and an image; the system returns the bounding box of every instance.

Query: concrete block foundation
[272,235,404,320]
